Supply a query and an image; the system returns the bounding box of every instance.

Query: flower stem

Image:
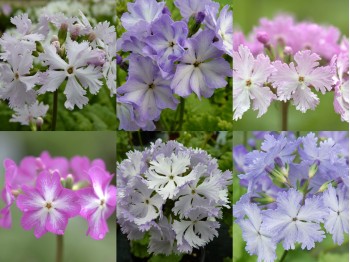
[56,235,64,262]
[51,90,58,131]
[178,97,185,131]
[281,101,289,130]
[279,250,288,262]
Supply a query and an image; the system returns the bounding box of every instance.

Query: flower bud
[317,180,335,193]
[284,46,293,55]
[50,35,59,43]
[65,174,74,189]
[195,12,206,24]
[308,160,320,179]
[256,31,269,45]
[51,40,60,52]
[36,117,43,131]
[162,6,171,16]
[58,23,68,45]
[87,49,106,67]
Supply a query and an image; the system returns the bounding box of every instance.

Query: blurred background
[0,132,116,262]
[232,0,349,130]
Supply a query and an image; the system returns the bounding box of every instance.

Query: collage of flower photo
[0,0,348,262]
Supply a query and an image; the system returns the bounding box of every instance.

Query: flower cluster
[0,11,116,127]
[233,132,349,262]
[0,152,116,240]
[117,139,232,255]
[233,15,349,122]
[117,0,232,131]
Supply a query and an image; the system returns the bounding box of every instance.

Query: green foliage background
[232,0,349,131]
[232,131,349,262]
[0,132,116,261]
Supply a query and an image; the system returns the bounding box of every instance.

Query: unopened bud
[58,23,68,45]
[87,49,106,67]
[35,41,44,53]
[88,32,97,42]
[284,46,293,55]
[308,160,320,179]
[36,117,43,131]
[162,7,171,16]
[256,31,269,45]
[317,180,334,193]
[195,12,206,24]
[50,35,59,43]
[65,174,74,189]
[274,157,283,168]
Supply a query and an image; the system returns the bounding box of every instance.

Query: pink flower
[16,171,80,238]
[270,50,334,113]
[233,45,276,120]
[78,166,116,240]
[0,157,38,228]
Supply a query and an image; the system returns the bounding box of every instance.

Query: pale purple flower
[0,14,45,57]
[0,47,39,108]
[39,38,103,109]
[10,101,49,126]
[174,0,218,21]
[233,45,276,120]
[262,189,327,250]
[117,54,178,122]
[237,203,276,262]
[271,50,334,113]
[233,145,248,173]
[78,166,116,240]
[323,186,349,245]
[16,171,80,238]
[146,14,188,74]
[206,5,233,56]
[121,0,165,33]
[171,30,231,98]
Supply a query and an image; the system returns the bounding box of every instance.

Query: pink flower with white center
[270,50,334,113]
[0,47,39,108]
[78,166,116,240]
[39,38,103,110]
[233,45,276,120]
[16,171,80,238]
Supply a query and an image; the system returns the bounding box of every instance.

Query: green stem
[51,90,58,131]
[56,235,63,262]
[137,131,143,149]
[281,101,289,131]
[178,97,185,131]
[279,250,288,262]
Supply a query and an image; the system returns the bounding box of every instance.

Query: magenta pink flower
[16,170,80,238]
[78,166,116,240]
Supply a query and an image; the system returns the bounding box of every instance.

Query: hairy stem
[51,90,58,131]
[279,250,288,262]
[56,235,64,262]
[281,101,289,131]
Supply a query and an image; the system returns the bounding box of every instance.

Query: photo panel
[117,0,233,131]
[117,131,233,261]
[232,131,349,262]
[232,0,349,130]
[0,131,116,261]
[0,0,116,131]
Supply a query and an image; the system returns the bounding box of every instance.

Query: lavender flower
[171,30,231,98]
[234,132,349,261]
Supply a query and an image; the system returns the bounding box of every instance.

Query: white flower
[323,186,349,245]
[39,38,103,109]
[146,152,197,200]
[0,47,39,108]
[10,101,49,125]
[173,208,219,251]
[129,180,164,226]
